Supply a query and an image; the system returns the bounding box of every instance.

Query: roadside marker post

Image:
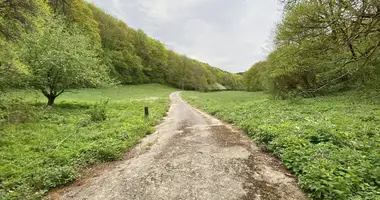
[145,106,149,118]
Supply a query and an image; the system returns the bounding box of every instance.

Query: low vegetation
[0,84,176,199]
[183,91,380,200]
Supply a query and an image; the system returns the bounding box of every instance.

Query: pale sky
[86,0,283,73]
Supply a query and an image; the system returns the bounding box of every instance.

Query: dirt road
[53,92,307,200]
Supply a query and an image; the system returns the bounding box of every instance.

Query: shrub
[88,99,109,122]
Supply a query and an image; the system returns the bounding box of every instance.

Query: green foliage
[0,40,28,93]
[49,0,101,49]
[1,0,240,94]
[0,84,176,199]
[164,52,243,91]
[89,4,145,84]
[20,17,109,105]
[244,61,268,91]
[183,91,380,200]
[245,0,380,97]
[0,0,50,41]
[0,0,49,94]
[89,3,242,90]
[88,100,109,122]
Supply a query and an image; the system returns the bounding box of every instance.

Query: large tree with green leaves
[277,0,380,92]
[245,0,380,96]
[20,17,109,106]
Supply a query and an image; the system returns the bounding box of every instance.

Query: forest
[244,0,380,98]
[0,0,243,105]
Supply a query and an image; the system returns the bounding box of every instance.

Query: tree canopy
[20,17,109,105]
[244,0,380,98]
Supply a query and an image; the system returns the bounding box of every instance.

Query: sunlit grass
[0,84,177,199]
[5,84,176,103]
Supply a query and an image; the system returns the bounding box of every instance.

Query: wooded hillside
[0,0,243,103]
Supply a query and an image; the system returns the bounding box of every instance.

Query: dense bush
[88,100,109,122]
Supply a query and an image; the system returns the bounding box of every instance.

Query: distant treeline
[244,0,380,98]
[0,0,243,97]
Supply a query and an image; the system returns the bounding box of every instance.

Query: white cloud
[88,0,283,72]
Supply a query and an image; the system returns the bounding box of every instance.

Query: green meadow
[183,91,380,200]
[0,84,176,199]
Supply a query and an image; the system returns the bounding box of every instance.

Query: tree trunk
[47,95,56,106]
[41,89,65,107]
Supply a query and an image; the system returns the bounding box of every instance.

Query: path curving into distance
[52,92,307,200]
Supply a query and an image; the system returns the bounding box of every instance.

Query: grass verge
[182,91,380,200]
[0,84,176,199]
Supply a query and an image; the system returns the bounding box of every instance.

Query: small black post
[144,106,149,117]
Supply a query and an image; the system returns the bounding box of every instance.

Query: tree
[244,0,380,98]
[276,0,380,92]
[20,17,109,106]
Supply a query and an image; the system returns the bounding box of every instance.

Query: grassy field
[183,91,380,200]
[0,84,177,199]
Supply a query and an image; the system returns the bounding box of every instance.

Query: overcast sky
[87,0,283,73]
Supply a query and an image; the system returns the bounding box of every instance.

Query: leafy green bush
[31,166,79,190]
[88,99,109,122]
